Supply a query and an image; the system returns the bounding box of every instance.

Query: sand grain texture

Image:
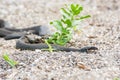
[0,0,120,80]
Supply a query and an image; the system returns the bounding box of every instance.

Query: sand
[0,0,120,80]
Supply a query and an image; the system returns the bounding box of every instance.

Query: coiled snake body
[0,19,98,53]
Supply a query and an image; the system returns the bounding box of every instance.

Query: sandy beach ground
[0,0,120,80]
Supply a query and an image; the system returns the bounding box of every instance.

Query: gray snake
[0,19,98,52]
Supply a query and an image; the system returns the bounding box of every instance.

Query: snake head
[80,46,98,53]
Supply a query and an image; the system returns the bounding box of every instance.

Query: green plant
[3,53,18,67]
[41,40,55,52]
[47,4,91,46]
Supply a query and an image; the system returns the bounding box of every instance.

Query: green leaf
[62,29,70,34]
[50,21,53,24]
[70,4,83,15]
[61,8,71,19]
[47,32,61,44]
[74,6,83,15]
[71,4,76,12]
[61,19,65,23]
[64,19,72,27]
[80,15,91,19]
[50,20,64,31]
[56,37,68,45]
[55,33,72,46]
[3,54,18,67]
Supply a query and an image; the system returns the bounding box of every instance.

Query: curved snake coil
[0,19,98,53]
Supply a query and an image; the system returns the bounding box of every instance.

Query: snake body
[0,19,98,52]
[16,35,98,52]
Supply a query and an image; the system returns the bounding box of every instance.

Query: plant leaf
[71,4,83,15]
[64,19,72,27]
[50,20,64,31]
[3,54,18,67]
[61,8,71,19]
[71,4,76,12]
[74,6,83,15]
[80,15,91,19]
